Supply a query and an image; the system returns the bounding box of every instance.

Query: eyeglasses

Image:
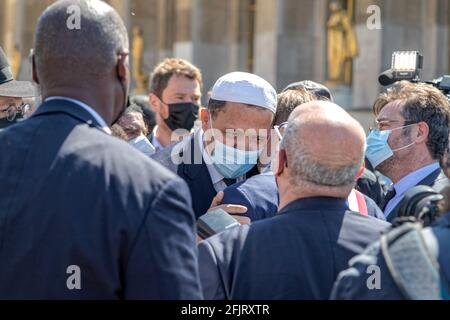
[0,103,31,122]
[369,120,417,132]
[274,122,288,140]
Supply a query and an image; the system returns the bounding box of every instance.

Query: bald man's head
[282,101,366,188]
[34,0,129,84]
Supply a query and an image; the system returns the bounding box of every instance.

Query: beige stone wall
[1,0,449,119]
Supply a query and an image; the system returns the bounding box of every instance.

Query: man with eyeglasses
[198,101,390,300]
[0,47,36,129]
[365,81,450,222]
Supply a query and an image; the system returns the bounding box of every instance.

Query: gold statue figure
[132,26,146,94]
[327,1,358,85]
[11,45,22,78]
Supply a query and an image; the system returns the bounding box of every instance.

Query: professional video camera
[378,51,450,99]
[394,186,444,227]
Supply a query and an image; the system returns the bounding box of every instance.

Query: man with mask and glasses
[198,101,389,300]
[152,71,277,218]
[0,0,202,299]
[148,58,203,152]
[365,81,450,222]
[0,47,36,130]
[217,88,385,223]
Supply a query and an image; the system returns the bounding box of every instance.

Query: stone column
[17,0,53,80]
[253,0,328,91]
[381,0,448,82]
[171,0,255,101]
[253,0,279,87]
[173,0,193,62]
[157,0,175,60]
[2,0,17,58]
[352,0,383,109]
[107,0,130,28]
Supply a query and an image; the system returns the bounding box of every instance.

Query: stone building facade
[1,0,450,125]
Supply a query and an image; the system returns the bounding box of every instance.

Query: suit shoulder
[201,224,251,257]
[61,126,183,187]
[225,174,276,200]
[343,210,390,233]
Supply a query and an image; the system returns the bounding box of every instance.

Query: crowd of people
[0,0,449,300]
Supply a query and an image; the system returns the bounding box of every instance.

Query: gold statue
[327,1,358,85]
[11,45,21,78]
[132,26,146,94]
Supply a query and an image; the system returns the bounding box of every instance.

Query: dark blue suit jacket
[0,99,202,299]
[386,168,450,222]
[222,174,386,221]
[198,197,390,300]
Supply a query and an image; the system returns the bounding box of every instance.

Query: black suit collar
[417,168,442,187]
[32,99,106,132]
[179,130,204,181]
[280,197,349,215]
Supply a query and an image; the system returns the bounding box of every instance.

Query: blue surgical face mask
[365,124,416,169]
[129,134,156,157]
[208,116,261,179]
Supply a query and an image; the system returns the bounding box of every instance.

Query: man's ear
[200,107,210,132]
[274,149,288,177]
[117,51,129,83]
[31,54,39,85]
[149,93,160,113]
[356,164,365,180]
[415,121,429,144]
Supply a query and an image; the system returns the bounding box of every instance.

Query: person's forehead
[164,74,201,95]
[215,102,273,129]
[377,100,405,122]
[0,96,22,105]
[0,96,15,102]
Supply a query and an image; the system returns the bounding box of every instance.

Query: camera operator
[366,81,450,222]
[332,185,450,300]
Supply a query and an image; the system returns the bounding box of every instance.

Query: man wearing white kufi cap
[152,71,277,218]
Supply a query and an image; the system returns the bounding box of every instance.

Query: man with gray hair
[198,101,389,300]
[0,0,202,299]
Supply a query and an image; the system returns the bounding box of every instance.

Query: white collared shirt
[197,129,245,192]
[151,126,165,152]
[45,96,112,135]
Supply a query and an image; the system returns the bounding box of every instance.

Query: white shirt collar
[45,96,112,135]
[197,128,225,186]
[151,126,165,151]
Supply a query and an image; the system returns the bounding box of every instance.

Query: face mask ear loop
[392,142,415,152]
[389,123,417,152]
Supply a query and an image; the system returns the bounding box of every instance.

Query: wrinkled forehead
[0,96,22,106]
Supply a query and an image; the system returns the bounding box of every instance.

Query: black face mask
[163,102,199,131]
